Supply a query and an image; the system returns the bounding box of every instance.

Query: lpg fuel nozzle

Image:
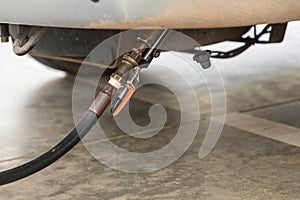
[110,67,141,116]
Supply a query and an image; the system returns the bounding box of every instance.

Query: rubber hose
[0,111,98,186]
[0,30,162,185]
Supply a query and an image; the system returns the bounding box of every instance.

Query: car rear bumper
[1,0,300,29]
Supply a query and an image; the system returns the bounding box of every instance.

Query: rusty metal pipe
[13,26,47,56]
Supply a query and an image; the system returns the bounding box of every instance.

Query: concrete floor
[0,22,300,200]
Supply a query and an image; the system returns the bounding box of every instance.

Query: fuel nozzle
[108,29,169,116]
[110,67,140,116]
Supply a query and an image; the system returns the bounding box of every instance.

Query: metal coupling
[89,84,114,116]
[108,74,122,89]
[108,29,169,91]
[108,49,143,89]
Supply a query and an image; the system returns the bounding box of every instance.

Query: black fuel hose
[0,29,164,186]
[0,111,97,185]
[0,84,113,186]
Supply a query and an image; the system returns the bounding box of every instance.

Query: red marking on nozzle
[113,84,135,116]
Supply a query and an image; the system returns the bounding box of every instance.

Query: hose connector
[89,84,114,116]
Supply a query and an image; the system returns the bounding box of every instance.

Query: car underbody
[1,1,300,73]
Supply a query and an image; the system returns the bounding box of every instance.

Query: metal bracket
[209,25,273,59]
[208,23,288,59]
